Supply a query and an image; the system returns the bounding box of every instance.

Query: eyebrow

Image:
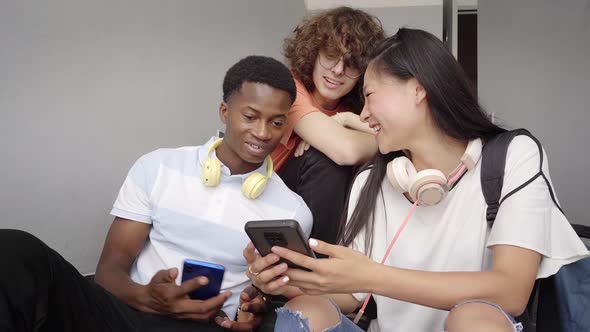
[243,106,287,119]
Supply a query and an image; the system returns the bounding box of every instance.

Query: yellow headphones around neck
[202,138,273,200]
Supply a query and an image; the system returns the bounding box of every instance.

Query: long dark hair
[338,28,506,254]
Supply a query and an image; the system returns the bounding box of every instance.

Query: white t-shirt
[111,137,313,319]
[347,136,589,332]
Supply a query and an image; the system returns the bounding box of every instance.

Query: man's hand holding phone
[214,285,268,331]
[139,267,231,321]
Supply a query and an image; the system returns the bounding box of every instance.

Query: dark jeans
[278,147,354,246]
[0,229,226,332]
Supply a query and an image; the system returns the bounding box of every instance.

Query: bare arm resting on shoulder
[332,111,374,134]
[295,111,377,165]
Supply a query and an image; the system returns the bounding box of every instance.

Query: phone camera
[264,231,288,247]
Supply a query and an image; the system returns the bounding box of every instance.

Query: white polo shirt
[111,137,312,319]
[348,136,589,332]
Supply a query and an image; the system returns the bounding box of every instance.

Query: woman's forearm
[368,264,531,316]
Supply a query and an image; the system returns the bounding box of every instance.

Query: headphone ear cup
[202,158,222,187]
[242,172,268,199]
[387,157,415,193]
[408,169,447,205]
[461,138,483,170]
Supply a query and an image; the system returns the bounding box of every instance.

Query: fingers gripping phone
[181,259,225,300]
[244,219,316,270]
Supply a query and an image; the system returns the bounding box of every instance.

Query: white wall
[362,5,442,38]
[0,0,305,274]
[478,0,590,226]
[307,2,443,39]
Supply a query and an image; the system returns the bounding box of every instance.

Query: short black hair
[222,55,296,104]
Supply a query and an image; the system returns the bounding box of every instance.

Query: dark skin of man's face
[217,81,292,175]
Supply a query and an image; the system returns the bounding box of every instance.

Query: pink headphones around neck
[386,138,483,206]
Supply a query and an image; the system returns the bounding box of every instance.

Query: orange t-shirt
[271,77,348,172]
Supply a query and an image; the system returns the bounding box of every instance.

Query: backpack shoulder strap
[481,128,532,227]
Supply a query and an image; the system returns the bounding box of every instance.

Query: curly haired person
[272,7,385,245]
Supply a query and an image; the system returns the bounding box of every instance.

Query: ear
[219,102,229,125]
[412,79,427,105]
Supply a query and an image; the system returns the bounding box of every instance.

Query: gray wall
[479,0,590,225]
[310,5,442,38]
[0,0,305,274]
[361,6,442,38]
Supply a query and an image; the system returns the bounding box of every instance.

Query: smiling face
[217,81,292,174]
[360,63,427,154]
[311,50,360,110]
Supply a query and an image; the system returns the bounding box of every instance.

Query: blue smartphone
[181,259,225,300]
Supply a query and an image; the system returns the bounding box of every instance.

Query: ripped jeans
[273,299,362,332]
[272,299,523,332]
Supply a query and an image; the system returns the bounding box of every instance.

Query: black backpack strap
[481,129,532,226]
[572,224,590,240]
[481,128,564,227]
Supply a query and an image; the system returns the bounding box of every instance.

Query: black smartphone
[244,219,316,270]
[181,259,225,300]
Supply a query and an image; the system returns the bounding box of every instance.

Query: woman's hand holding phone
[243,242,293,296]
[139,267,231,321]
[271,238,378,296]
[244,219,316,270]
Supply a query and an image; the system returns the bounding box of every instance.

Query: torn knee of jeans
[276,306,312,332]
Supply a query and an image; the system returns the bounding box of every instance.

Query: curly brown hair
[283,7,385,112]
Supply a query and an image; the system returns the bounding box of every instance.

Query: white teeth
[249,143,261,150]
[374,126,381,133]
[325,77,340,85]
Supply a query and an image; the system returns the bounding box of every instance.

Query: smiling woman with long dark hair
[245,28,589,332]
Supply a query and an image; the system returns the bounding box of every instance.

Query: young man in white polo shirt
[0,55,312,332]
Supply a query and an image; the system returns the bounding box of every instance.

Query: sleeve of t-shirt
[110,151,160,224]
[279,80,321,146]
[486,136,589,278]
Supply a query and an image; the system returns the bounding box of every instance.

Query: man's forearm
[95,263,150,312]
